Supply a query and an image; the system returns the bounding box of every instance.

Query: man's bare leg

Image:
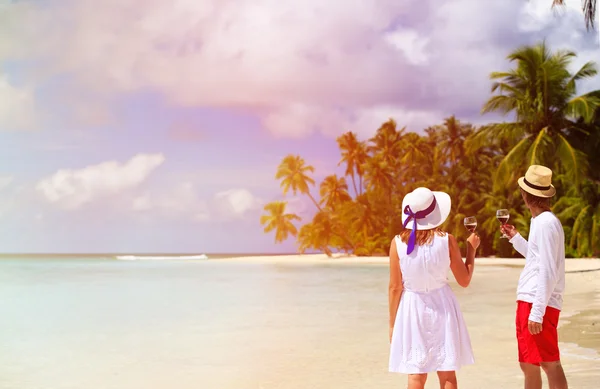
[521,363,542,389]
[437,371,458,389]
[541,361,568,389]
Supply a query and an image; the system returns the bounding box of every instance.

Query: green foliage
[259,202,301,244]
[260,42,600,258]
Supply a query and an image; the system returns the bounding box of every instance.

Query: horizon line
[0,252,303,256]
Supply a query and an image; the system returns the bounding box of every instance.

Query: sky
[0,0,599,254]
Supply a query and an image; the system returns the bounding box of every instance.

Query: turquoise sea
[0,255,390,389]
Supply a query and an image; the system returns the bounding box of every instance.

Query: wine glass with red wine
[496,209,510,238]
[463,216,477,234]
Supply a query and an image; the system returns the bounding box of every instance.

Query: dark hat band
[524,177,551,191]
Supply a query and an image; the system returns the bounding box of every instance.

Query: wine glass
[496,209,510,239]
[463,216,477,234]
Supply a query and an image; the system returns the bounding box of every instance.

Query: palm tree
[553,180,600,257]
[362,153,394,194]
[438,116,473,164]
[397,132,429,188]
[447,141,499,253]
[477,42,600,190]
[276,154,322,211]
[297,212,336,256]
[568,91,600,183]
[553,102,600,257]
[260,201,301,243]
[368,119,405,168]
[297,223,320,254]
[421,127,447,187]
[337,132,368,196]
[337,193,384,253]
[319,174,352,209]
[259,59,599,257]
[552,0,596,31]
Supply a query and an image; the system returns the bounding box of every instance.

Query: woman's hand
[467,233,480,250]
[389,327,394,343]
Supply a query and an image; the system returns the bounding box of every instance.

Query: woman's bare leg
[437,371,458,389]
[408,373,427,389]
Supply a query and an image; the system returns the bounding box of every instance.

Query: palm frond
[470,123,527,149]
[570,204,591,248]
[555,132,589,187]
[565,93,600,123]
[554,0,596,30]
[528,128,548,166]
[494,135,533,192]
[566,61,598,91]
[583,0,597,30]
[592,204,600,256]
[482,95,519,115]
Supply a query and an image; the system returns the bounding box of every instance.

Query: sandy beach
[219,253,600,268]
[215,254,600,388]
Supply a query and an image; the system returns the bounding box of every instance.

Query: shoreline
[216,253,600,271]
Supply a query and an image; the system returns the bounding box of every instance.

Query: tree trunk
[351,174,359,198]
[358,174,364,195]
[306,192,323,212]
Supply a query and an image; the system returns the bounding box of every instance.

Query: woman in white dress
[388,187,480,389]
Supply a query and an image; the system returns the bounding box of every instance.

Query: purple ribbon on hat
[403,197,437,255]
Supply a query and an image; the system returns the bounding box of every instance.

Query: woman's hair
[398,227,446,246]
[520,188,552,210]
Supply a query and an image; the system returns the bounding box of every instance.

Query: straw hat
[517,165,556,198]
[401,187,451,230]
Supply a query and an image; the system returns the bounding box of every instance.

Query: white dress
[389,234,474,374]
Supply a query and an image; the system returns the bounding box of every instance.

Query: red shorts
[516,301,561,365]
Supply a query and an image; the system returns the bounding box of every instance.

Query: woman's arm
[388,237,403,341]
[449,233,479,287]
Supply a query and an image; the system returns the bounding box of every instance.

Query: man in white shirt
[501,165,568,389]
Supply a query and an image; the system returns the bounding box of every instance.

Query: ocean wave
[115,254,208,261]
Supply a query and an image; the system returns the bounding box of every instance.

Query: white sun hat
[401,187,451,230]
[401,187,452,255]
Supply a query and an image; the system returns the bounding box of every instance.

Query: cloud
[132,181,209,221]
[0,177,13,220]
[1,0,598,136]
[0,74,36,130]
[36,153,166,209]
[0,180,28,221]
[132,185,261,222]
[0,175,13,190]
[283,197,312,217]
[212,188,262,220]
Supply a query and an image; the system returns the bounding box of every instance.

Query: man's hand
[500,224,518,239]
[528,320,542,335]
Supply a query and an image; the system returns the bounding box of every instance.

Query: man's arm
[509,232,529,258]
[529,223,560,323]
[502,224,528,257]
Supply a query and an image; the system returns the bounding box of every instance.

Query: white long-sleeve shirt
[509,211,565,323]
